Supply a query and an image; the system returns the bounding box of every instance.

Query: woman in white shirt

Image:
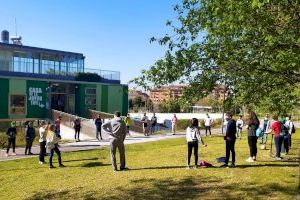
[204,114,213,137]
[186,118,207,169]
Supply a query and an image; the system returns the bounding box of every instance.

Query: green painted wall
[0,78,9,118]
[75,84,85,116]
[101,85,108,112]
[96,84,102,111]
[26,80,47,118]
[107,85,123,114]
[9,79,27,119]
[122,85,129,116]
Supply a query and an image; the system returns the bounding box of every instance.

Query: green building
[0,30,128,120]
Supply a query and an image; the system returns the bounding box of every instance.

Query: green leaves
[132,0,300,114]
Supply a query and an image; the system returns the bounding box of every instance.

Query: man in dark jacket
[95,115,103,140]
[6,121,17,157]
[221,112,237,168]
[25,121,35,155]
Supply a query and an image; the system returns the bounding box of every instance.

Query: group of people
[140,113,178,136]
[5,117,65,169]
[3,110,296,172]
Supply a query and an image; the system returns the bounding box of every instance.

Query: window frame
[9,94,27,115]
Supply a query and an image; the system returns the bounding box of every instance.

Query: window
[85,97,96,106]
[10,95,26,115]
[85,88,96,95]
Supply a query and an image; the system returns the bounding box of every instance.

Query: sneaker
[49,165,56,169]
[28,152,34,155]
[120,167,129,171]
[246,157,254,162]
[59,164,66,168]
[186,166,191,170]
[11,152,17,156]
[220,164,228,168]
[193,165,197,169]
[5,153,9,157]
[229,164,236,168]
[39,161,44,165]
[275,157,282,160]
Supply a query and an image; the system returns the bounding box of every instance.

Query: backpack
[256,127,263,138]
[280,123,288,136]
[291,123,296,134]
[200,160,213,168]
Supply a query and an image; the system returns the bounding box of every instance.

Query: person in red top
[267,115,283,160]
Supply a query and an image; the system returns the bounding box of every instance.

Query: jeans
[274,136,284,158]
[39,141,46,162]
[6,137,16,153]
[282,135,289,154]
[187,141,198,166]
[248,136,258,157]
[150,125,156,134]
[49,144,62,166]
[236,128,242,138]
[261,133,268,144]
[96,127,102,139]
[225,139,236,164]
[205,126,211,136]
[288,134,292,148]
[74,128,80,140]
[25,138,34,154]
[110,138,126,171]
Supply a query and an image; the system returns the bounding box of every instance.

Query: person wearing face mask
[220,112,237,168]
[261,114,271,146]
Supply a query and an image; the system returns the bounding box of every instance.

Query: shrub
[75,72,102,82]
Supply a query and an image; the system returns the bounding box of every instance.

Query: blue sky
[0,0,181,85]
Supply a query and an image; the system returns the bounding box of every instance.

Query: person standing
[95,114,103,140]
[102,111,127,172]
[172,114,178,135]
[261,114,271,145]
[236,115,244,139]
[246,111,260,162]
[5,122,17,157]
[150,113,157,135]
[280,117,289,155]
[204,113,213,137]
[124,114,132,137]
[285,115,294,148]
[25,121,35,155]
[221,112,237,168]
[55,116,62,135]
[141,113,149,136]
[47,124,65,168]
[266,115,284,160]
[73,116,81,142]
[186,118,207,169]
[39,121,48,164]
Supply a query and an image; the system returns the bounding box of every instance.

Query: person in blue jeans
[266,115,284,160]
[47,124,65,168]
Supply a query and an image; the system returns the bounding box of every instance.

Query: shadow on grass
[63,157,99,163]
[81,161,110,168]
[25,176,298,200]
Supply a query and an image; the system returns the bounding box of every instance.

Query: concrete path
[0,127,222,162]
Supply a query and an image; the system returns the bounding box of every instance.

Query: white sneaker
[246,157,254,162]
[39,161,44,165]
[186,166,190,170]
[275,157,282,160]
[5,153,9,157]
[11,152,17,156]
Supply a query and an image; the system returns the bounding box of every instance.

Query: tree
[132,0,300,115]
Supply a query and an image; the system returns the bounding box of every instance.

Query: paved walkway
[0,127,222,162]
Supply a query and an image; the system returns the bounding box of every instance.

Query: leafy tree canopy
[132,0,300,115]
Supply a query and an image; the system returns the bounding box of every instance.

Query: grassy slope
[0,130,299,200]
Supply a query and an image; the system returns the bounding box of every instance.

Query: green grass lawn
[0,131,299,200]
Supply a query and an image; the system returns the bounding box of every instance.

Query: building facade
[149,85,185,104]
[0,31,128,119]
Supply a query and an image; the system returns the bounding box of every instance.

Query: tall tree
[132,0,300,114]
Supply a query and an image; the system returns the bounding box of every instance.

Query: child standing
[236,115,244,139]
[6,121,17,157]
[25,121,35,155]
[46,124,65,168]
